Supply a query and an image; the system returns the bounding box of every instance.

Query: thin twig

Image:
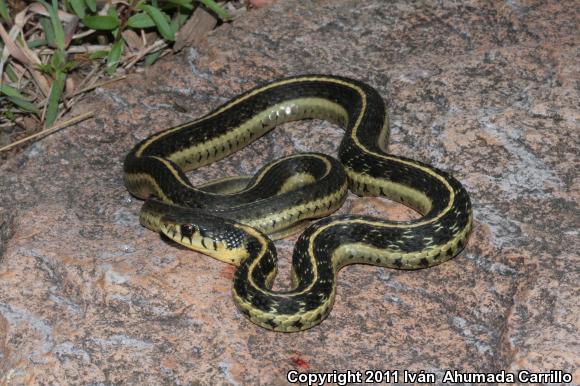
[37,45,112,55]
[124,40,168,70]
[0,111,94,153]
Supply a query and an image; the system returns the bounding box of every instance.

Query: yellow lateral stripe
[150,156,192,191]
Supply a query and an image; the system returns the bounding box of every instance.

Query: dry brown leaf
[0,23,31,65]
[4,8,52,95]
[122,29,143,52]
[174,6,217,52]
[28,3,77,23]
[63,15,80,48]
[13,4,33,30]
[65,76,75,95]
[145,31,158,46]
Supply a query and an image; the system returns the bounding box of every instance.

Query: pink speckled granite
[0,0,578,384]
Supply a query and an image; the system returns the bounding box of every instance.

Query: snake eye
[180,224,195,238]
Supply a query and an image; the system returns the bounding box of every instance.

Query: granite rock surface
[0,0,578,384]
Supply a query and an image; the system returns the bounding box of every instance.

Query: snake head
[159,210,250,265]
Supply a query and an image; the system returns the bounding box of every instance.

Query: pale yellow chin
[159,223,248,266]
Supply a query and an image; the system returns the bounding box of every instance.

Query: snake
[123,75,473,332]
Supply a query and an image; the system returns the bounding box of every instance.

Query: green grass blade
[68,0,86,18]
[0,84,26,98]
[45,69,66,127]
[127,12,156,28]
[85,0,96,12]
[50,49,66,71]
[7,96,40,113]
[142,5,175,41]
[82,15,119,30]
[27,38,49,48]
[197,0,230,21]
[144,50,162,66]
[165,0,193,10]
[4,63,18,82]
[42,0,66,49]
[0,0,12,24]
[106,38,124,75]
[107,5,118,19]
[89,50,108,59]
[39,16,56,47]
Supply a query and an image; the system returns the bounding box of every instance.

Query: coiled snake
[123,75,472,332]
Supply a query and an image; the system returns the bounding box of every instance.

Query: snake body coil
[124,75,472,332]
